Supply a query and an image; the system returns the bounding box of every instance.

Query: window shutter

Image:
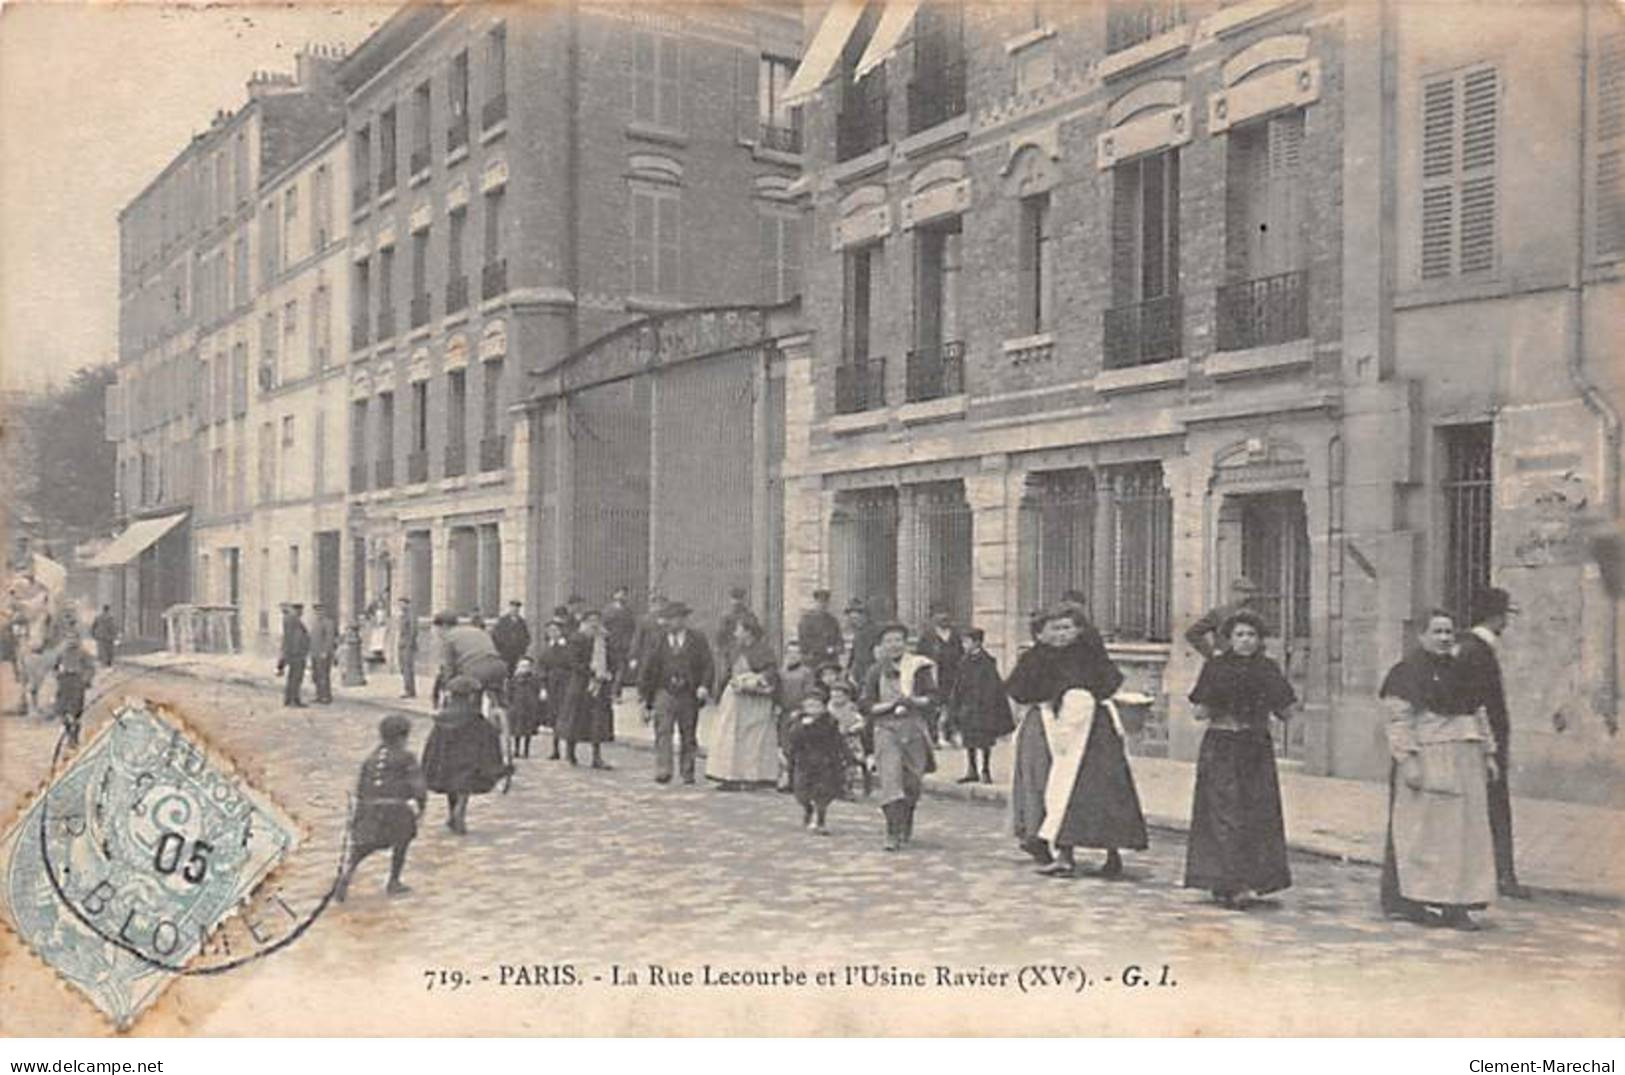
[1458,67,1498,273]
[1420,75,1457,279]
[1595,30,1625,260]
[1110,162,1140,307]
[1266,109,1305,274]
[736,50,759,142]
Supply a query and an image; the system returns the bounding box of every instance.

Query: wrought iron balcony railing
[1106,0,1186,54]
[905,341,966,402]
[836,70,888,162]
[758,122,803,154]
[482,92,507,131]
[479,435,506,472]
[834,356,886,414]
[1215,269,1308,352]
[481,259,507,301]
[1103,293,1183,369]
[446,275,469,314]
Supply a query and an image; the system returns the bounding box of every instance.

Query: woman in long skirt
[948,628,1014,784]
[1182,610,1296,908]
[536,617,576,761]
[420,675,510,834]
[706,619,781,789]
[1005,607,1146,877]
[1378,609,1497,931]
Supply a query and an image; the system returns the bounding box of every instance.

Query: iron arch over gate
[521,302,799,641]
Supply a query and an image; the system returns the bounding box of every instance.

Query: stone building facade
[340,3,805,629]
[781,0,1624,804]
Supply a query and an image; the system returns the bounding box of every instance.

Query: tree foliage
[16,365,117,542]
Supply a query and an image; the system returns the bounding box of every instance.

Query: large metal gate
[569,376,651,607]
[831,488,898,621]
[1018,468,1096,621]
[909,481,972,627]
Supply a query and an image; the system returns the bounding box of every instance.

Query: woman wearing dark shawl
[1378,609,1497,930]
[536,617,578,761]
[1183,609,1296,907]
[1004,607,1147,878]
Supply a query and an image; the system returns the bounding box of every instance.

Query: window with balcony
[482,189,506,299]
[447,206,468,313]
[282,187,298,269]
[352,259,372,350]
[1105,149,1181,368]
[409,379,429,483]
[836,6,887,162]
[484,24,508,130]
[837,243,884,413]
[376,391,396,487]
[1106,0,1185,55]
[377,245,396,339]
[378,106,398,197]
[479,358,505,471]
[631,185,680,297]
[257,420,275,503]
[351,126,372,211]
[759,212,802,303]
[1219,109,1308,351]
[282,300,298,377]
[910,217,964,401]
[279,415,295,499]
[411,82,432,178]
[632,29,681,129]
[1017,194,1052,336]
[259,311,278,391]
[1420,64,1499,280]
[411,228,431,329]
[231,342,248,415]
[312,283,331,370]
[449,49,470,153]
[446,368,467,476]
[908,2,966,135]
[758,55,802,152]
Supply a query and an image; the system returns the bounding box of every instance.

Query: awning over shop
[854,0,920,80]
[782,0,868,106]
[87,512,187,568]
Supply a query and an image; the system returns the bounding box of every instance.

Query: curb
[120,658,1620,905]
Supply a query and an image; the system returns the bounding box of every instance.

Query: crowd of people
[309,579,1529,933]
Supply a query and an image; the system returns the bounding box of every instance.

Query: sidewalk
[123,649,1625,902]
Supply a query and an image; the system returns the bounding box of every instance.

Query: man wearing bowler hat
[638,601,715,785]
[1456,586,1530,898]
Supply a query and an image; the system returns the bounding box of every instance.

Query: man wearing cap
[602,585,637,693]
[492,599,532,678]
[275,603,310,708]
[309,602,337,705]
[626,591,667,689]
[395,597,419,699]
[1456,586,1529,899]
[638,601,715,784]
[1185,577,1263,659]
[844,599,882,689]
[798,588,842,669]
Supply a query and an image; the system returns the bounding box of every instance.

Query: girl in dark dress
[420,675,510,834]
[1183,609,1297,908]
[506,656,544,759]
[1005,607,1147,878]
[948,627,1014,784]
[336,714,427,901]
[784,689,852,834]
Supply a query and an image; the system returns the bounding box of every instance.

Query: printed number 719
[424,969,468,991]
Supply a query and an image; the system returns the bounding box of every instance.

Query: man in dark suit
[89,605,118,667]
[637,601,715,785]
[277,603,310,708]
[797,588,842,669]
[602,585,637,691]
[491,599,532,677]
[916,601,963,746]
[309,602,337,704]
[1456,586,1529,899]
[844,599,882,689]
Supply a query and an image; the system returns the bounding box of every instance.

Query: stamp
[0,699,300,1028]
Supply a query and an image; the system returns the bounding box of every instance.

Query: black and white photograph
[0,0,1621,1046]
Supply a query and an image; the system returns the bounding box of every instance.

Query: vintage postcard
[0,0,1621,1039]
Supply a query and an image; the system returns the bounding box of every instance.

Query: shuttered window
[759,212,802,303]
[1594,29,1625,262]
[631,185,680,296]
[1420,65,1499,280]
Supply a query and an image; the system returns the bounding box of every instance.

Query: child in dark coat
[785,689,853,835]
[54,634,95,750]
[506,657,544,759]
[337,714,427,901]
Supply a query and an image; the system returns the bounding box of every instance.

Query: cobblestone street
[3,668,1619,1035]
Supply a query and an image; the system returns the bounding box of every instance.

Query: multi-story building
[781,0,1624,804]
[340,4,804,623]
[106,49,347,648]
